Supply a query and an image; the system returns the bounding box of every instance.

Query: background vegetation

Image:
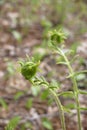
[0,0,87,130]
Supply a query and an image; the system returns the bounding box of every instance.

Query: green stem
[33,77,66,130]
[58,48,82,130]
[49,89,66,130]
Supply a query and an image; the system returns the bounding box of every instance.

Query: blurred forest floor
[0,0,87,130]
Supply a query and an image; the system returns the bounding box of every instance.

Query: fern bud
[49,29,66,46]
[19,59,40,80]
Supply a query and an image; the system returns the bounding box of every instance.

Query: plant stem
[58,48,82,130]
[33,77,66,130]
[49,89,66,130]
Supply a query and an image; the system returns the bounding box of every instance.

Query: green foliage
[49,79,60,90]
[14,91,24,100]
[42,118,53,130]
[0,98,8,109]
[31,85,41,96]
[5,61,15,79]
[75,73,86,81]
[5,116,20,130]
[25,98,33,109]
[12,31,22,43]
[58,91,74,98]
[49,29,87,130]
[19,57,40,80]
[33,47,47,61]
[41,89,49,100]
[65,103,76,109]
[21,122,33,130]
[70,42,79,55]
[19,28,87,130]
[41,19,52,28]
[79,90,87,95]
[49,29,66,46]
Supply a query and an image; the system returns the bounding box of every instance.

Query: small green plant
[14,91,24,100]
[0,98,8,109]
[20,122,33,130]
[25,98,33,110]
[5,116,20,130]
[12,30,22,43]
[19,29,87,130]
[42,117,53,130]
[4,61,15,80]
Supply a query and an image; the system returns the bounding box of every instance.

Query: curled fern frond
[19,57,40,80]
[48,29,66,46]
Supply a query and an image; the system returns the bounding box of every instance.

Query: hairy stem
[49,89,66,130]
[33,77,66,130]
[58,48,81,130]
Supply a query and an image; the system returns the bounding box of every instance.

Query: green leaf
[33,47,47,61]
[41,19,52,28]
[5,116,20,130]
[67,70,87,79]
[12,31,22,43]
[0,98,8,109]
[63,106,71,113]
[48,98,54,105]
[41,89,49,100]
[70,42,79,55]
[75,73,86,81]
[7,62,15,76]
[80,107,87,111]
[49,80,60,90]
[31,86,40,96]
[25,98,33,109]
[79,90,87,95]
[75,70,87,75]
[24,122,33,129]
[14,91,24,100]
[65,103,76,109]
[58,91,73,98]
[70,55,79,64]
[21,122,33,130]
[42,118,53,130]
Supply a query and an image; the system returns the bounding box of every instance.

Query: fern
[5,116,20,130]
